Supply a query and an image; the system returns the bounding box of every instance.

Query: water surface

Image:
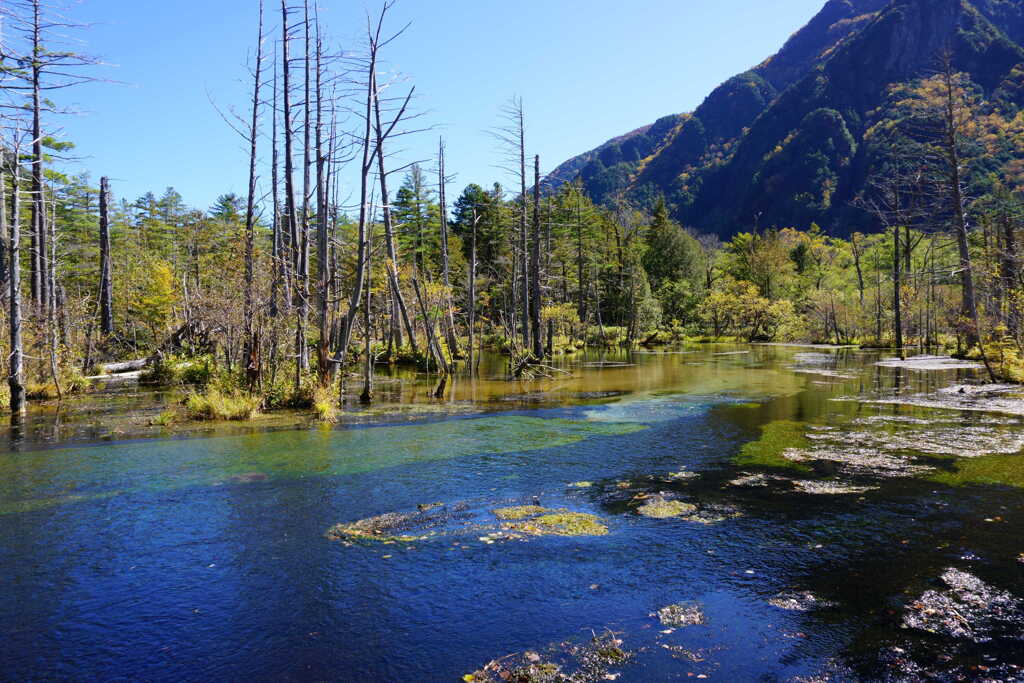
[1,346,1022,681]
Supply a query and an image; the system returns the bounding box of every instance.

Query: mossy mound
[636,497,697,519]
[498,508,609,537]
[326,505,457,543]
[493,505,552,520]
[326,513,432,543]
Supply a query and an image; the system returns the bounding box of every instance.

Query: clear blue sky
[58,0,825,211]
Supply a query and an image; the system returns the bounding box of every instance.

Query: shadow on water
[0,344,1022,680]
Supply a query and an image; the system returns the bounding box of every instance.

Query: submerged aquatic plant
[735,420,812,471]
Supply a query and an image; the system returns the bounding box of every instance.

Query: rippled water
[1,345,1023,681]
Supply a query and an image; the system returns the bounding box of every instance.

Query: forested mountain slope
[548,0,1024,237]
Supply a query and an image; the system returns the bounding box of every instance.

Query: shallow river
[1,345,1023,681]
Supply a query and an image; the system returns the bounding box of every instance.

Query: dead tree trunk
[30,0,47,310]
[468,209,479,375]
[893,225,904,359]
[99,176,114,336]
[360,228,374,404]
[296,0,312,374]
[336,10,382,375]
[517,102,529,351]
[371,68,419,358]
[243,0,265,388]
[314,21,332,385]
[530,155,543,359]
[1001,210,1019,338]
[280,0,298,311]
[9,163,26,421]
[437,138,460,358]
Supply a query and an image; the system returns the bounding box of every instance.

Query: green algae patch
[500,508,609,537]
[637,498,698,519]
[493,505,552,520]
[929,454,1024,488]
[734,420,813,471]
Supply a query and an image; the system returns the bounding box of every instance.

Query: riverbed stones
[727,472,777,488]
[791,480,879,495]
[769,591,837,611]
[902,568,1024,642]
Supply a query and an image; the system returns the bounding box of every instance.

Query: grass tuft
[185,389,260,421]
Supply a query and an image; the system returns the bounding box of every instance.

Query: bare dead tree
[491,96,529,349]
[360,222,374,403]
[243,0,266,389]
[529,154,543,359]
[437,137,459,358]
[98,176,113,336]
[370,52,419,361]
[6,135,26,421]
[280,0,299,313]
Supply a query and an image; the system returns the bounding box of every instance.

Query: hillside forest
[0,0,1023,425]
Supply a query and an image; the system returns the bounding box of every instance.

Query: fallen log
[100,359,150,375]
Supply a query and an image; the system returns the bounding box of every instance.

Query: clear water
[1,345,1022,681]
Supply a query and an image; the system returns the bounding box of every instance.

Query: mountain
[547,0,1024,237]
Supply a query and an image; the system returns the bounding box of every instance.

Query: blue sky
[57,0,825,210]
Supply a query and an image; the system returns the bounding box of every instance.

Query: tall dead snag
[999,206,1019,338]
[8,159,26,421]
[30,0,46,309]
[936,59,981,353]
[98,176,114,336]
[492,96,529,349]
[437,138,459,358]
[243,0,266,389]
[270,43,283,319]
[295,0,312,374]
[360,226,374,404]
[337,5,385,377]
[530,154,542,359]
[371,59,419,360]
[893,224,904,358]
[314,20,333,385]
[280,0,299,311]
[515,100,529,351]
[467,208,480,374]
[5,0,99,318]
